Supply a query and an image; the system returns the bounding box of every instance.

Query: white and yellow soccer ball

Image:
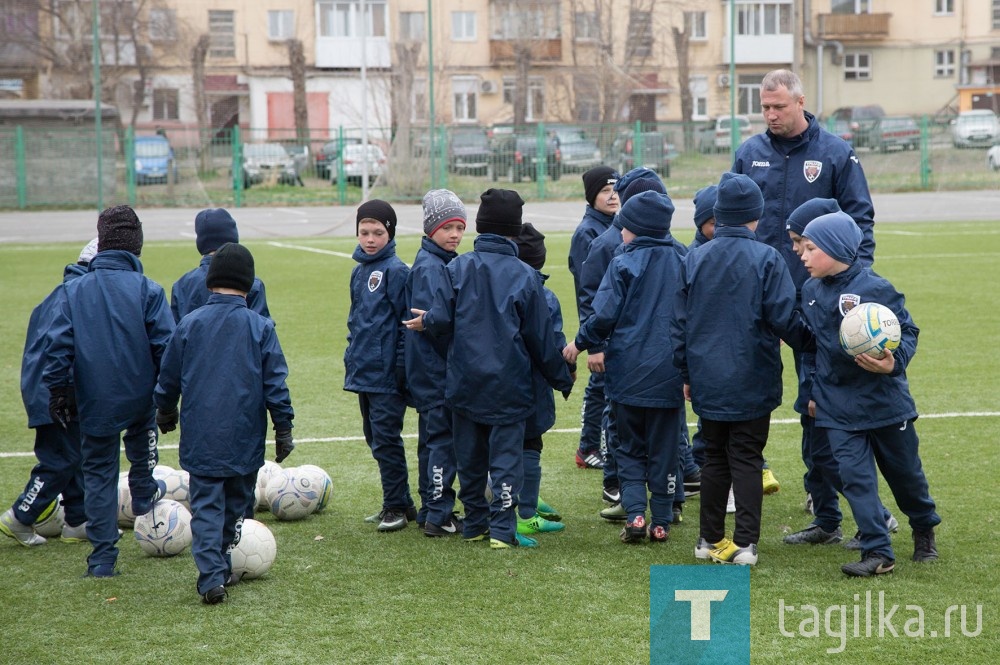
[295,464,333,512]
[33,497,65,537]
[264,468,321,520]
[133,499,192,557]
[228,518,276,581]
[839,302,902,359]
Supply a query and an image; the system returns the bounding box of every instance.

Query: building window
[453,77,478,122]
[737,74,763,115]
[690,75,708,119]
[318,1,387,39]
[736,2,792,36]
[400,11,425,41]
[844,52,872,80]
[935,49,955,77]
[149,9,177,41]
[502,78,545,121]
[574,76,600,121]
[451,11,476,41]
[935,0,954,14]
[686,11,707,40]
[490,0,560,39]
[412,77,428,122]
[994,0,1000,29]
[152,88,179,121]
[268,11,294,41]
[574,12,599,41]
[208,10,235,58]
[830,0,871,13]
[55,1,136,40]
[627,10,653,57]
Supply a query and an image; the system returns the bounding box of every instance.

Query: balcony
[818,13,891,40]
[489,39,562,64]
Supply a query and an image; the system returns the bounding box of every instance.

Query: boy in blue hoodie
[43,206,175,577]
[799,211,940,577]
[564,191,686,544]
[405,189,574,549]
[0,240,97,547]
[346,200,416,533]
[154,243,295,604]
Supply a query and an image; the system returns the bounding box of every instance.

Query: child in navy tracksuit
[43,206,175,577]
[406,189,467,537]
[671,173,813,566]
[154,243,294,604]
[568,166,619,471]
[406,189,574,549]
[0,240,97,547]
[345,200,416,533]
[170,208,270,323]
[565,191,686,544]
[513,223,570,538]
[799,211,940,577]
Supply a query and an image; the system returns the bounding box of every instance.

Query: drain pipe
[803,0,843,116]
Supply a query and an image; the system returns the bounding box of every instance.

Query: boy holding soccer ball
[799,211,940,577]
[154,243,295,604]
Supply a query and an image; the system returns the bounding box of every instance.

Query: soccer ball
[265,469,321,520]
[255,460,282,511]
[33,497,65,537]
[158,469,190,509]
[295,464,333,512]
[839,302,902,359]
[228,518,276,580]
[133,499,192,557]
[117,476,136,528]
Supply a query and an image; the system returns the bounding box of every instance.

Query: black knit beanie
[195,208,239,254]
[97,205,143,256]
[514,222,547,271]
[582,166,618,208]
[206,242,255,293]
[356,199,397,239]
[475,188,524,236]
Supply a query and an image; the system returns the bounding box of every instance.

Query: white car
[951,110,1000,149]
[987,144,1000,170]
[330,143,385,187]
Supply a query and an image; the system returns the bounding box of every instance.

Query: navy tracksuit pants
[419,405,458,527]
[578,371,606,454]
[613,402,682,530]
[358,392,414,513]
[189,471,256,594]
[823,420,940,560]
[10,423,85,528]
[452,413,525,545]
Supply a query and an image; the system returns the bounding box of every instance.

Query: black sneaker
[672,506,683,525]
[683,470,701,496]
[131,478,167,517]
[602,485,621,504]
[843,514,899,550]
[912,528,938,562]
[620,515,647,544]
[377,509,409,532]
[841,553,895,577]
[783,524,843,545]
[405,506,418,522]
[202,585,227,605]
[224,572,243,587]
[424,513,463,538]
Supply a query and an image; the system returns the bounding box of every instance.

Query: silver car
[330,143,386,186]
[951,110,1000,149]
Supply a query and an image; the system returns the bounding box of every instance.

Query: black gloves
[275,430,294,463]
[48,385,76,429]
[156,408,178,434]
[561,389,572,401]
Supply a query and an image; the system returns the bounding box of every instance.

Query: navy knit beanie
[786,198,841,236]
[475,188,524,236]
[195,208,239,255]
[582,166,618,207]
[618,191,674,239]
[713,173,764,226]
[356,199,397,239]
[97,205,143,256]
[802,211,862,265]
[616,168,666,205]
[206,242,255,293]
[514,223,547,271]
[693,185,718,228]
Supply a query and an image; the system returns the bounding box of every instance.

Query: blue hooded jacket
[569,206,615,319]
[344,239,410,395]
[405,236,457,412]
[43,250,175,436]
[732,112,875,288]
[525,274,566,439]
[171,254,270,323]
[423,234,573,425]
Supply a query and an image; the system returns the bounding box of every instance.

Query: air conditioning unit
[717,74,731,88]
[481,80,499,94]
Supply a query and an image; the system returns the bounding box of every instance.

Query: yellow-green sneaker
[536,498,562,522]
[696,537,731,560]
[710,540,758,566]
[599,502,627,521]
[490,534,538,549]
[517,513,565,535]
[762,468,780,495]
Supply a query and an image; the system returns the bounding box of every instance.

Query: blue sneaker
[85,563,119,578]
[131,479,167,517]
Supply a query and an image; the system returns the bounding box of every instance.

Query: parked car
[697,115,754,153]
[831,105,885,149]
[448,128,491,175]
[134,135,178,185]
[987,144,1000,170]
[488,134,562,183]
[241,143,299,187]
[330,143,386,187]
[547,125,602,172]
[605,130,674,178]
[870,115,920,152]
[826,117,854,146]
[284,144,310,176]
[315,137,363,179]
[951,109,1000,149]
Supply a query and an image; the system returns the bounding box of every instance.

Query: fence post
[126,126,136,206]
[920,115,930,189]
[535,122,547,199]
[633,119,644,170]
[233,126,243,208]
[336,126,346,205]
[14,125,26,209]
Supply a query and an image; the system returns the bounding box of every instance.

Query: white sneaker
[726,487,736,514]
[0,508,46,547]
[61,522,89,543]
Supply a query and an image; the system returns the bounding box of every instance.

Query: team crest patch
[368,270,384,293]
[839,293,861,316]
[803,160,822,183]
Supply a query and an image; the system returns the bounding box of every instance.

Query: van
[951,110,1000,149]
[830,105,885,148]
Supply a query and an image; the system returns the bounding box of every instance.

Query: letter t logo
[674,590,729,640]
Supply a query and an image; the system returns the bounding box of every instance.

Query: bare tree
[192,34,210,173]
[287,39,309,144]
[672,24,694,151]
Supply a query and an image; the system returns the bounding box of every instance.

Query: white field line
[0,411,996,459]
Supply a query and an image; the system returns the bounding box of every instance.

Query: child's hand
[855,348,895,374]
[403,308,426,332]
[562,342,580,364]
[808,399,816,418]
[586,351,605,374]
[683,384,692,402]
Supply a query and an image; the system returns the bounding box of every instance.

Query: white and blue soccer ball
[255,460,283,511]
[264,468,321,520]
[117,476,136,528]
[839,302,902,359]
[228,518,276,580]
[33,497,65,537]
[295,464,333,512]
[157,468,190,510]
[133,499,192,557]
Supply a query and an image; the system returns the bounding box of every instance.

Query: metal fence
[0,117,994,211]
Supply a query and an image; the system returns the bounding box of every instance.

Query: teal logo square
[650,565,750,665]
